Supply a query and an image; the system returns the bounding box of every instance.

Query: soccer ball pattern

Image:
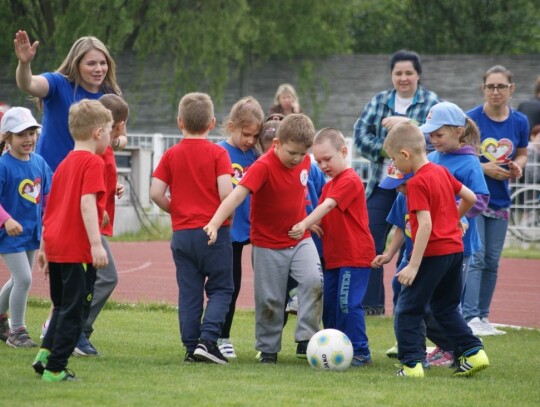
[306,329,353,371]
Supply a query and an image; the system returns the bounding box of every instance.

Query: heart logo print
[480,138,513,163]
[18,177,41,204]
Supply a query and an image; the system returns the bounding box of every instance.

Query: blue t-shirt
[36,72,103,171]
[467,105,529,209]
[0,152,53,253]
[307,162,327,257]
[428,148,489,256]
[217,140,258,242]
[386,193,412,270]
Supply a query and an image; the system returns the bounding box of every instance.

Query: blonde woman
[269,83,302,116]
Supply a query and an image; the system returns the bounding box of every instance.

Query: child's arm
[37,235,48,277]
[204,185,250,244]
[396,210,431,287]
[372,227,405,268]
[150,178,171,214]
[217,174,233,202]
[116,183,125,199]
[288,197,337,239]
[81,193,108,269]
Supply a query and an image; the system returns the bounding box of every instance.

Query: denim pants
[364,186,396,313]
[462,214,508,321]
[171,227,233,352]
[394,253,481,364]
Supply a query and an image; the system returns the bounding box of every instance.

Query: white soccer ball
[306,329,353,371]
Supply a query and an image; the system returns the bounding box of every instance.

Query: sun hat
[0,107,41,134]
[379,161,413,189]
[419,101,466,134]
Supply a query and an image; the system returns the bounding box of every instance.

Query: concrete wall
[2,54,539,135]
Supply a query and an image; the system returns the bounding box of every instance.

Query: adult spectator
[517,76,540,130]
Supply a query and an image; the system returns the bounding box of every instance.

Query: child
[73,94,129,356]
[32,99,112,382]
[269,84,302,116]
[204,114,323,364]
[216,96,264,359]
[383,121,488,378]
[0,107,52,347]
[150,92,234,365]
[288,128,375,367]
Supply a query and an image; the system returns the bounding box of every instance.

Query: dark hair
[483,65,513,84]
[389,50,422,75]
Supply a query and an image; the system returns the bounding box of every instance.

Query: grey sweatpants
[0,250,35,330]
[252,238,323,353]
[83,236,118,338]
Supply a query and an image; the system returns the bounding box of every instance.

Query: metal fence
[126,133,539,247]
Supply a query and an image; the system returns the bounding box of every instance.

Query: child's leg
[0,251,35,330]
[335,267,370,357]
[252,246,290,353]
[220,240,247,339]
[83,236,118,338]
[45,263,94,373]
[289,239,323,343]
[322,269,338,329]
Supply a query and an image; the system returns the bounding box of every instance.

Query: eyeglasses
[483,84,512,92]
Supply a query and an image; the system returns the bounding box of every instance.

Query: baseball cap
[379,161,413,189]
[0,107,41,134]
[419,101,466,134]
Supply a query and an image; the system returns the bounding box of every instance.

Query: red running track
[2,241,538,328]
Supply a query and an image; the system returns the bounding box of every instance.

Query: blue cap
[419,101,466,134]
[378,161,413,189]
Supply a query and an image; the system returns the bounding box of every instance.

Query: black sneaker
[259,352,277,364]
[296,340,309,359]
[184,352,199,363]
[193,340,228,365]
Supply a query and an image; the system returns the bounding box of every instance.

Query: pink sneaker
[427,347,444,362]
[430,351,454,367]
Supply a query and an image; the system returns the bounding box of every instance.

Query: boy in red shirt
[151,92,234,365]
[204,114,323,364]
[32,99,112,382]
[383,122,489,378]
[288,128,375,367]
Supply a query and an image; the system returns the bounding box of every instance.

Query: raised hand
[14,30,39,64]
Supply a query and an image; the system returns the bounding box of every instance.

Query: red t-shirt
[101,146,117,237]
[44,151,106,263]
[406,162,464,257]
[319,168,375,269]
[152,138,233,230]
[240,146,310,249]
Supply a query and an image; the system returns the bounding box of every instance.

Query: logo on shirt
[231,163,250,186]
[300,169,309,186]
[404,214,412,238]
[19,177,41,204]
[480,138,513,163]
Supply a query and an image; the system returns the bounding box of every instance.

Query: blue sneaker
[73,333,99,356]
[351,354,372,367]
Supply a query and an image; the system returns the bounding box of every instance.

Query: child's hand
[309,224,324,238]
[371,253,390,268]
[4,218,23,236]
[116,183,125,199]
[396,264,419,287]
[37,249,49,277]
[458,220,469,236]
[91,244,108,269]
[14,30,39,64]
[203,224,218,245]
[288,222,306,240]
[102,210,110,228]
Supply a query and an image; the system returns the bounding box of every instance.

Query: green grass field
[1,300,539,406]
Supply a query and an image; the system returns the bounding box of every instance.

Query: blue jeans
[171,227,233,352]
[323,267,371,356]
[462,214,507,321]
[363,186,396,313]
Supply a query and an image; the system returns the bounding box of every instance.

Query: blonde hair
[441,118,481,154]
[221,96,264,135]
[276,114,314,147]
[178,92,214,134]
[314,128,346,150]
[384,122,425,155]
[69,99,113,141]
[273,83,299,106]
[99,94,129,124]
[38,36,121,111]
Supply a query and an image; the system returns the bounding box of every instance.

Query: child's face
[313,139,348,179]
[228,122,259,152]
[8,128,38,160]
[96,121,112,155]
[278,92,295,110]
[429,126,461,153]
[387,149,413,174]
[274,140,309,168]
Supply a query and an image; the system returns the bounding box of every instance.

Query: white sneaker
[217,338,237,359]
[285,288,298,315]
[468,317,502,336]
[480,318,506,336]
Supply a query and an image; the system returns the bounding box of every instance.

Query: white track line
[118,261,152,274]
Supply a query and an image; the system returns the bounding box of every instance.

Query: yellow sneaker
[454,348,489,377]
[396,362,424,378]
